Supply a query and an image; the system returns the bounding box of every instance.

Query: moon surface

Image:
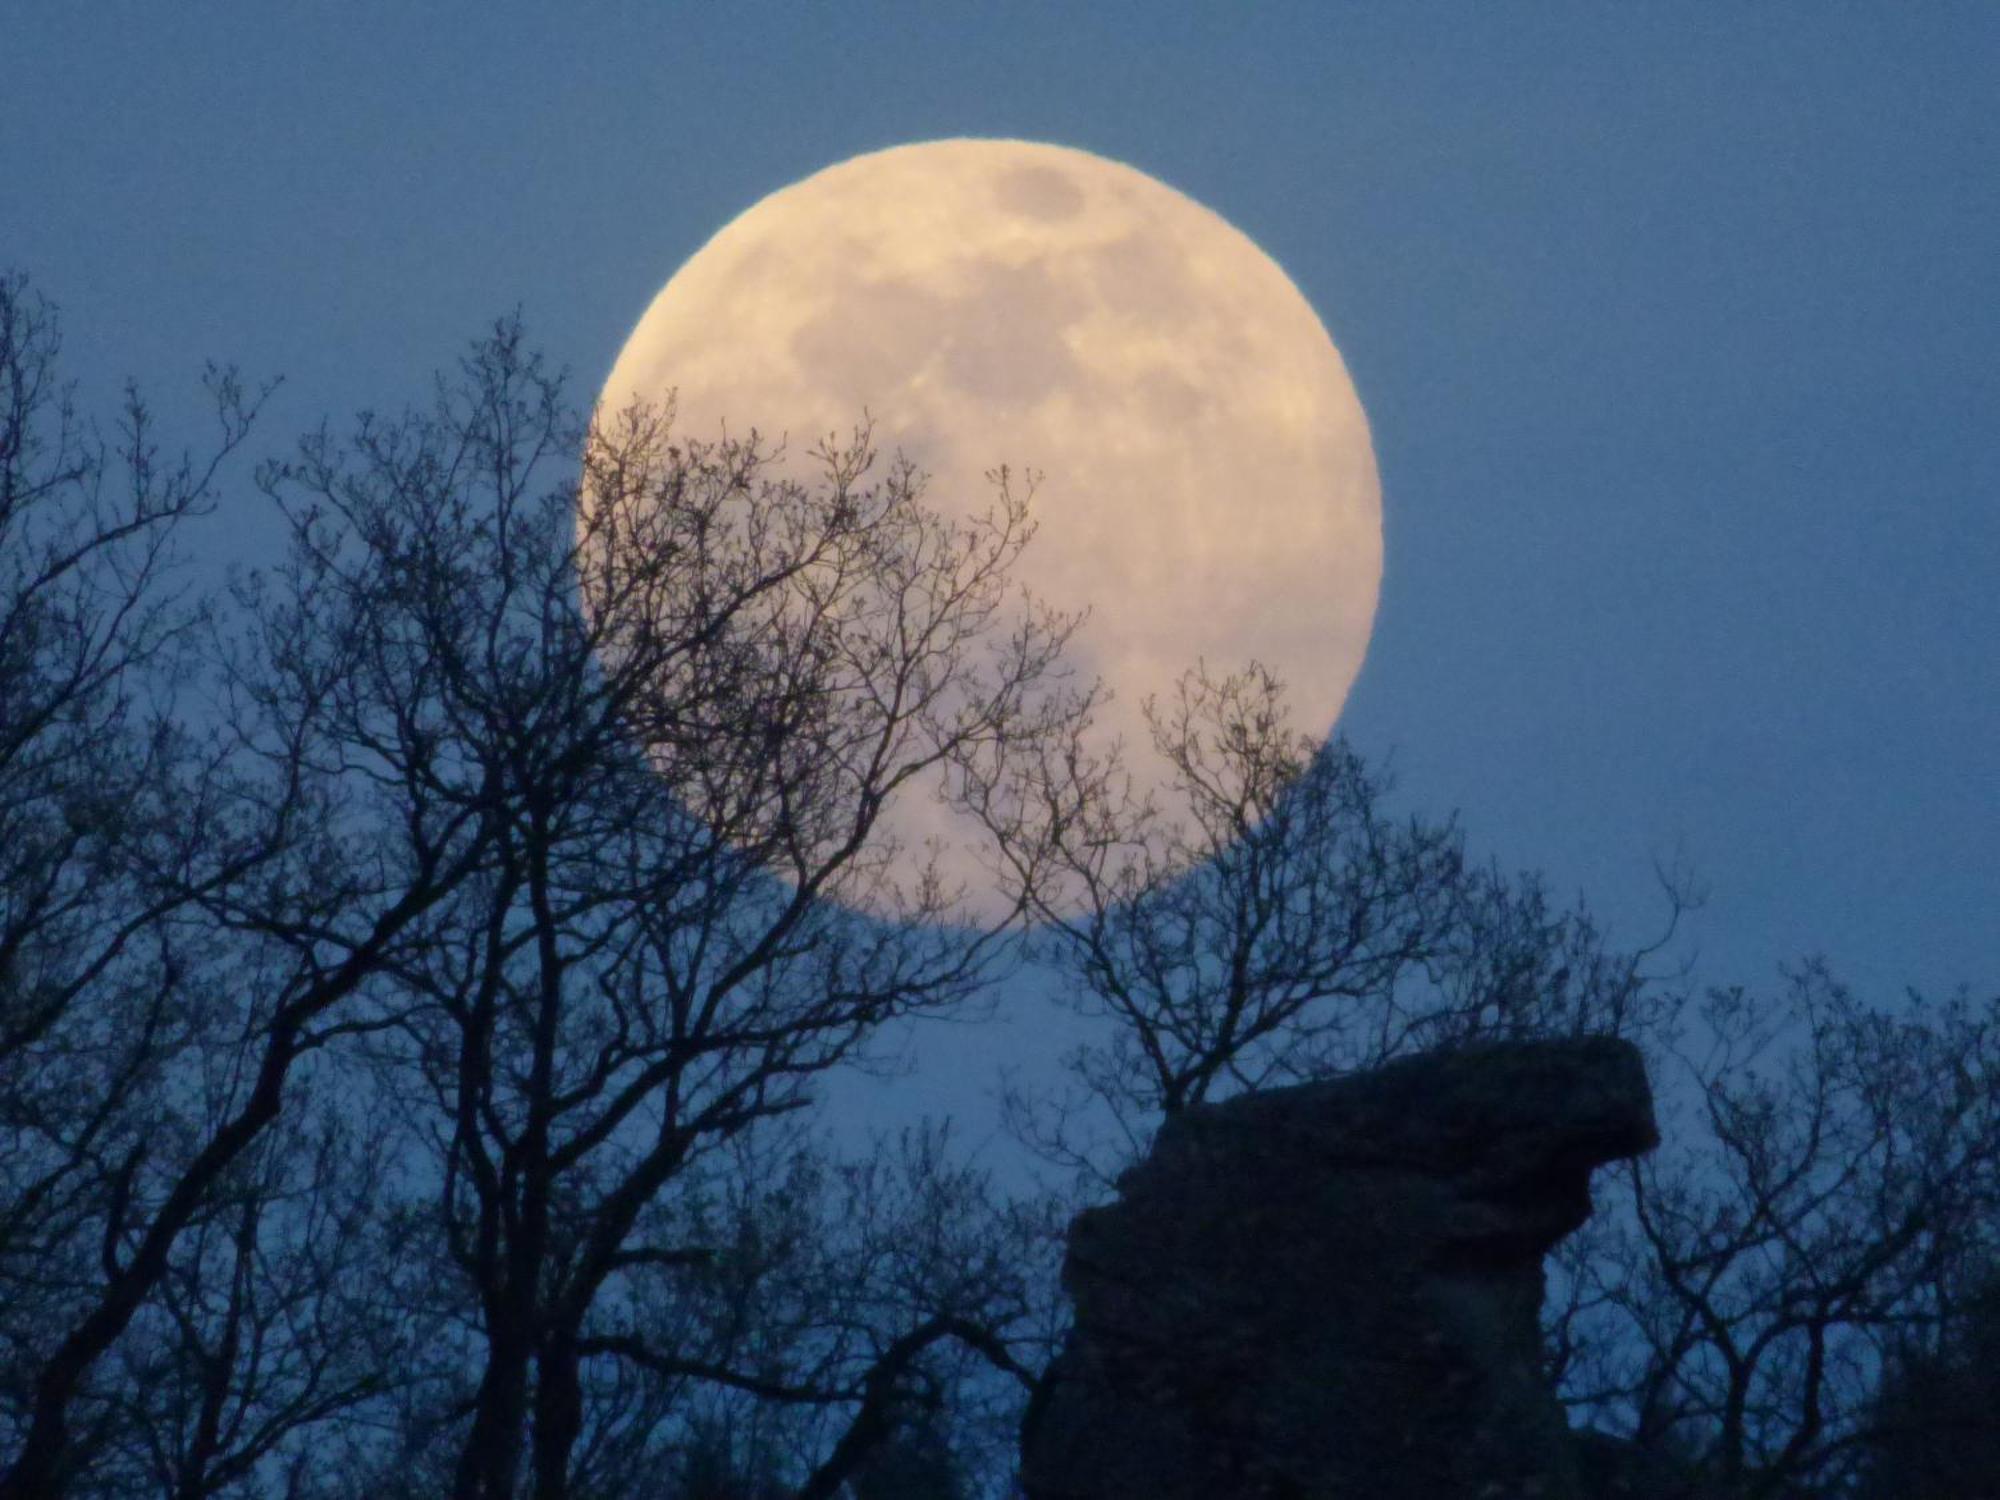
[596,138,1381,918]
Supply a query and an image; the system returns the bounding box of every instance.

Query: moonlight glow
[596,138,1382,917]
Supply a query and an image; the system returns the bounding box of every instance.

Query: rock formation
[1019,1036,1659,1500]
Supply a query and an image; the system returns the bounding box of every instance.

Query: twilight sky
[7,4,1994,1019]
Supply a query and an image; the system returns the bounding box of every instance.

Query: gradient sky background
[7,6,1994,1116]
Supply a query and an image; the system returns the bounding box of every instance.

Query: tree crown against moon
[590,139,1382,920]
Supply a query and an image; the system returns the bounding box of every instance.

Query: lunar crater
[994,163,1086,222]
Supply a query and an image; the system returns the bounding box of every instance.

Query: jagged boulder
[1019,1036,1658,1500]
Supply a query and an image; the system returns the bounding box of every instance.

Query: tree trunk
[454,1312,533,1500]
[530,1331,585,1500]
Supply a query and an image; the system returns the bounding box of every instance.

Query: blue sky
[8,2,1994,1023]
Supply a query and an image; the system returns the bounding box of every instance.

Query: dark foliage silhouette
[1548,967,2000,1496]
[1856,1265,2000,1498]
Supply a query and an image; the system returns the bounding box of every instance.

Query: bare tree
[1856,1262,2000,1499]
[227,321,1087,1499]
[1,286,1084,1497]
[0,269,232,1318]
[981,660,1673,1185]
[76,1085,432,1500]
[0,270,296,1498]
[573,1126,1039,1500]
[1547,963,2000,1497]
[329,1123,1045,1500]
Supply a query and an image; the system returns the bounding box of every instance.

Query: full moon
[596,139,1381,918]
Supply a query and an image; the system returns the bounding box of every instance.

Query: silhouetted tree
[234,321,1082,1499]
[982,659,1678,1186]
[845,1407,968,1500]
[0,270,315,1499]
[670,1412,791,1500]
[1547,965,2000,1497]
[1855,1263,2000,1499]
[322,1124,1039,1500]
[78,1094,432,1500]
[2,287,1083,1498]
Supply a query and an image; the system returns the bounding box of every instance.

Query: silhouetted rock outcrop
[1019,1036,1659,1500]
